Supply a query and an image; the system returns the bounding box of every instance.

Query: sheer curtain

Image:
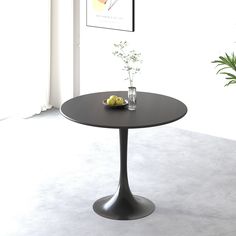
[50,0,75,108]
[0,0,76,119]
[0,1,51,119]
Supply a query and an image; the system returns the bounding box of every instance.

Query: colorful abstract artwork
[86,0,134,31]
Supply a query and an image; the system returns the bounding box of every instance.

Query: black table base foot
[93,195,155,220]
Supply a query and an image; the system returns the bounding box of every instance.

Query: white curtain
[50,0,75,108]
[0,1,51,119]
[0,0,77,119]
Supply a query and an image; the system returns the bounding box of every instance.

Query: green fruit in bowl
[107,98,116,106]
[106,95,117,106]
[109,95,117,100]
[116,97,124,105]
[105,95,125,106]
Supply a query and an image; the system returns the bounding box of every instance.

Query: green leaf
[218,56,231,67]
[216,66,231,74]
[220,72,236,80]
[224,80,236,86]
[212,59,225,63]
[225,53,236,70]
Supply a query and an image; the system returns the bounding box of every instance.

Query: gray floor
[0,109,236,236]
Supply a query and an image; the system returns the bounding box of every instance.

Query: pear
[116,97,124,105]
[107,98,116,106]
[109,95,117,100]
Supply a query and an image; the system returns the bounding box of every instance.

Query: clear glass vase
[128,87,136,111]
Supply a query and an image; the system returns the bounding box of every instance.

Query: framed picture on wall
[86,0,135,32]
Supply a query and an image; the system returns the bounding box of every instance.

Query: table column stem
[119,128,133,197]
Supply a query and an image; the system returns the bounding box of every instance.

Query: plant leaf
[212,59,224,64]
[225,53,236,70]
[216,66,231,74]
[224,80,236,86]
[220,72,236,80]
[211,60,225,67]
[219,56,231,67]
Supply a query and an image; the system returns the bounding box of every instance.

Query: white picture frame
[86,0,135,32]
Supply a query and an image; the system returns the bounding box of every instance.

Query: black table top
[60,91,187,129]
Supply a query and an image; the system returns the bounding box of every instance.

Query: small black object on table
[60,91,187,220]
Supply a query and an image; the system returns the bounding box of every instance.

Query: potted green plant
[212,52,236,86]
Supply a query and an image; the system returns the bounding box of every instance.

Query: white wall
[79,0,236,140]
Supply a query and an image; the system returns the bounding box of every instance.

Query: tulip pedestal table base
[93,128,155,220]
[60,91,187,220]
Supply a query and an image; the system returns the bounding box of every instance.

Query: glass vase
[128,87,136,111]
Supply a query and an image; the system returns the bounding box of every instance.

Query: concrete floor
[0,109,236,236]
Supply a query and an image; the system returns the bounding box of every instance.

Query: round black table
[60,91,187,220]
